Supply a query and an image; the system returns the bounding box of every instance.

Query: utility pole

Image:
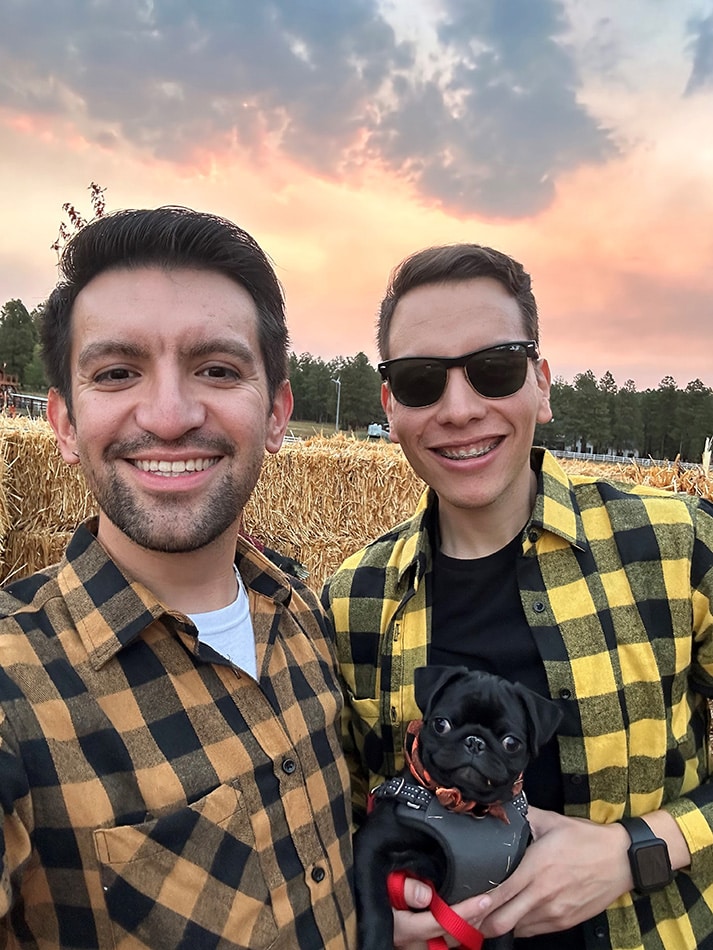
[331,376,341,432]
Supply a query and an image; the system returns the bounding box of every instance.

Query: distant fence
[13,394,48,419]
[551,450,699,470]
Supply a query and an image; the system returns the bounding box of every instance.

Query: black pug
[354,665,563,950]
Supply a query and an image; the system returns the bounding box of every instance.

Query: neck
[438,467,537,559]
[96,515,240,615]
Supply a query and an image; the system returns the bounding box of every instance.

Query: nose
[465,735,487,755]
[134,369,207,440]
[434,366,488,425]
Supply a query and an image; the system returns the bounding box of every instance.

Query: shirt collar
[234,534,295,606]
[389,448,587,582]
[57,518,168,669]
[57,519,295,670]
[529,447,587,550]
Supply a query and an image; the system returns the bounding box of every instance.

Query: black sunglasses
[378,341,539,408]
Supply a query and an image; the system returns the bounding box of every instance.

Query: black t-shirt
[429,524,584,949]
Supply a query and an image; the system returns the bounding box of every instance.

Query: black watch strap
[619,816,673,894]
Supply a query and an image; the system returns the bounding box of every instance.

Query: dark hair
[41,206,289,416]
[377,244,538,358]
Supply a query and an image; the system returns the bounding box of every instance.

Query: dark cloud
[368,0,615,215]
[684,13,713,95]
[0,0,614,217]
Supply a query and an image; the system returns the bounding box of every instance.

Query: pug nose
[465,735,486,755]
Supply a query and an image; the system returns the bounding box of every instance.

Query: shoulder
[543,449,707,516]
[0,567,67,704]
[0,565,60,619]
[323,510,426,603]
[536,450,713,552]
[238,539,332,638]
[570,472,708,520]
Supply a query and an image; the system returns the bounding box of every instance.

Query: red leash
[387,869,484,950]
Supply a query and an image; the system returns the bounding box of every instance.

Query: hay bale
[0,417,95,530]
[558,457,713,502]
[2,421,712,593]
[243,435,425,589]
[0,440,11,541]
[1,527,74,584]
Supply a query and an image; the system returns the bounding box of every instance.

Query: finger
[401,877,433,909]
[392,908,440,944]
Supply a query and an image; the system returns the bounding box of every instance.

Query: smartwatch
[619,816,673,894]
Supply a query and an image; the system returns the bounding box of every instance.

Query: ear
[414,665,470,717]
[535,357,552,425]
[380,382,399,444]
[265,380,294,454]
[512,682,563,754]
[47,388,80,466]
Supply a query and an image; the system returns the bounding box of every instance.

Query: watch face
[636,841,671,889]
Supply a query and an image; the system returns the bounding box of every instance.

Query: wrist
[618,816,674,894]
[639,809,691,872]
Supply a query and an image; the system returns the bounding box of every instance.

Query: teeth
[440,440,499,460]
[133,458,218,476]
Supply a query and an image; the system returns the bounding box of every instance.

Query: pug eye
[431,718,452,735]
[502,735,523,754]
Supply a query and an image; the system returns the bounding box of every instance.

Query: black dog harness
[371,776,531,904]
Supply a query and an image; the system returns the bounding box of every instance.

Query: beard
[84,435,264,553]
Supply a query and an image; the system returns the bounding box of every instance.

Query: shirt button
[311,866,326,883]
[559,688,572,700]
[570,774,583,785]
[533,601,546,613]
[528,529,539,543]
[282,758,297,775]
[594,926,607,939]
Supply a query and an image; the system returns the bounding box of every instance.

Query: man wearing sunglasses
[323,243,713,949]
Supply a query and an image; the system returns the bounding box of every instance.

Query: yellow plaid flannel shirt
[0,519,355,949]
[324,448,713,950]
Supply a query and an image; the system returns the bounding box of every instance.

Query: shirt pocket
[93,783,279,949]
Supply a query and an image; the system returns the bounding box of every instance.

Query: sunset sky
[1,0,712,391]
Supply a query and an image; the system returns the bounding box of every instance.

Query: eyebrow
[77,338,259,371]
[77,341,147,371]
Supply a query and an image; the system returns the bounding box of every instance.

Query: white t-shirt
[187,567,257,679]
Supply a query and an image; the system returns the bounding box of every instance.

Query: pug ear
[414,665,470,717]
[512,683,563,754]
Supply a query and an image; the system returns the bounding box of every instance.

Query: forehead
[70,265,260,355]
[430,683,523,730]
[388,278,526,358]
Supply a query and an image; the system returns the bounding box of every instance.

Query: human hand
[475,807,632,940]
[391,877,490,948]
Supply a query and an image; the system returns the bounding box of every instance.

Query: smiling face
[382,277,551,544]
[48,265,292,563]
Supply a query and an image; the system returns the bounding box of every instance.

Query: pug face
[414,666,562,805]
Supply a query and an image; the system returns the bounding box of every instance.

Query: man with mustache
[324,243,713,949]
[0,207,355,949]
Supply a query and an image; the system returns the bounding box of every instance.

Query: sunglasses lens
[466,346,528,398]
[383,343,533,406]
[387,359,447,407]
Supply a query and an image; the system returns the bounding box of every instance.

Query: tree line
[290,355,713,462]
[2,299,711,462]
[539,370,713,463]
[0,300,46,391]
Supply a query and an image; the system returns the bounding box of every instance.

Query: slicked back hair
[41,206,289,419]
[377,243,538,359]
